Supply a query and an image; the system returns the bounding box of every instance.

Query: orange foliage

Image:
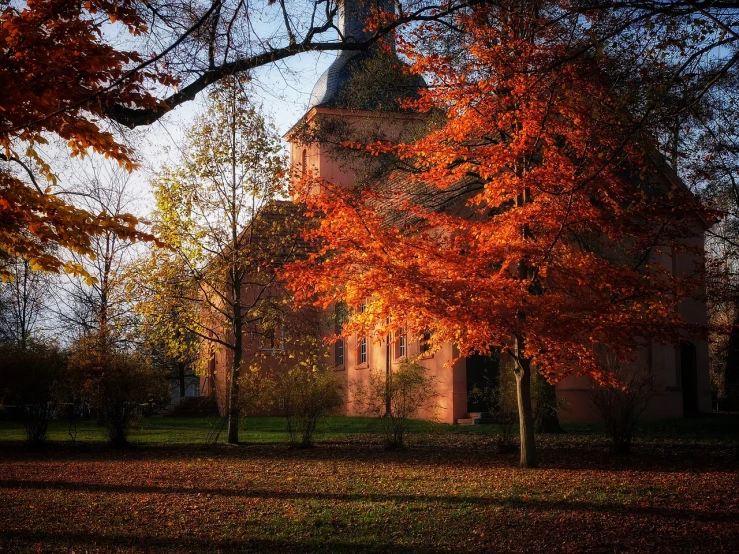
[0,0,175,277]
[286,5,708,383]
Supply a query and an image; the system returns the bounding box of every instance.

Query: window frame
[259,326,285,353]
[335,337,345,368]
[394,332,407,361]
[357,336,368,367]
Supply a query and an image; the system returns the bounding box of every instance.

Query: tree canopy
[3,0,739,282]
[0,0,174,278]
[285,2,712,466]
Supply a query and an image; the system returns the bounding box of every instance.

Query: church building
[205,0,712,424]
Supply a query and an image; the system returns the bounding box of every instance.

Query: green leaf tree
[150,77,295,444]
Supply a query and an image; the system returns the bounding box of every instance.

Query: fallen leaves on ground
[0,435,737,553]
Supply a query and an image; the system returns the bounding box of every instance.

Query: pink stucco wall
[194,106,713,425]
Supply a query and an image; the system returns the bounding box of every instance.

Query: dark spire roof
[307,0,425,111]
[308,50,369,109]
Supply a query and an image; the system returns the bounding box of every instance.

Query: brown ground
[0,434,737,553]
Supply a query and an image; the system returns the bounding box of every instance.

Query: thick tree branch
[106,0,487,128]
[0,154,43,194]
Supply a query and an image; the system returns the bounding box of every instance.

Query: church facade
[203,0,712,424]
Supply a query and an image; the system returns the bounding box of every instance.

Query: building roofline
[283,106,428,141]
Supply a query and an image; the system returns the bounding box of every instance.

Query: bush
[68,334,167,447]
[96,355,166,446]
[244,365,342,448]
[354,361,437,449]
[590,357,662,455]
[280,366,343,447]
[0,341,67,445]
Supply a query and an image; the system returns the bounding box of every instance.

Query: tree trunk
[227,299,242,444]
[725,298,739,394]
[385,334,392,416]
[226,95,241,446]
[514,342,538,468]
[227,348,241,444]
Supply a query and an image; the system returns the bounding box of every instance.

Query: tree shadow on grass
[1,438,735,475]
[0,478,736,524]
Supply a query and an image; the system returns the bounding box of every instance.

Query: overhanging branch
[106,0,488,128]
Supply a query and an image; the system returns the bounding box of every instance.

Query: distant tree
[150,77,298,444]
[0,254,53,349]
[0,340,67,445]
[53,167,144,340]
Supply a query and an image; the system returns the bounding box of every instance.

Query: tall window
[420,331,432,355]
[335,338,345,366]
[301,149,307,176]
[395,333,406,359]
[358,336,367,365]
[334,306,345,367]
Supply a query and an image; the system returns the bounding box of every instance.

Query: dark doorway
[466,353,500,413]
[680,341,699,417]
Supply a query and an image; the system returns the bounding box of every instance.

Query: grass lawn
[0,414,737,553]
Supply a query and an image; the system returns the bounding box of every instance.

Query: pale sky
[123,50,336,217]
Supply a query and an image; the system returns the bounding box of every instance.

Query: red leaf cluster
[286,3,709,382]
[0,0,174,276]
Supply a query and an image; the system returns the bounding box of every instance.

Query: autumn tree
[150,77,298,444]
[287,3,707,467]
[0,0,174,277]
[127,254,202,400]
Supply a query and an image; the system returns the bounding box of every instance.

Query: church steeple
[308,0,396,110]
[338,0,395,43]
[287,0,425,194]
